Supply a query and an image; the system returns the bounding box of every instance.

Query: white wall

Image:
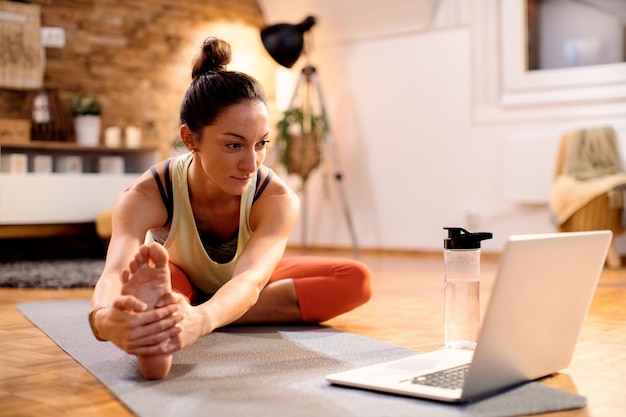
[259,0,626,254]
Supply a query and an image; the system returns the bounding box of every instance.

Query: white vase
[74,115,101,147]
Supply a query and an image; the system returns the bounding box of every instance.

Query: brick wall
[0,0,273,156]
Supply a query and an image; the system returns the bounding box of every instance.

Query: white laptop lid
[327,230,612,403]
[460,230,611,400]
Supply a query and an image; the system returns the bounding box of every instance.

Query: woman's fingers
[121,306,183,352]
[125,326,182,356]
[113,294,148,313]
[104,295,183,353]
[154,291,184,308]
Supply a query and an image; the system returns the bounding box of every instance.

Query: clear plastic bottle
[443,227,492,349]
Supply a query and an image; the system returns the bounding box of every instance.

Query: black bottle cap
[443,227,493,249]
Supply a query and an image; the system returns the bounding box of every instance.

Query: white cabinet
[0,141,159,224]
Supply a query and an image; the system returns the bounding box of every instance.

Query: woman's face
[191,100,270,196]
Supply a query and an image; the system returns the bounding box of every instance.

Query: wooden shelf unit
[0,141,159,227]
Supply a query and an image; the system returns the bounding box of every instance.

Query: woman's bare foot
[121,243,172,308]
[121,242,174,379]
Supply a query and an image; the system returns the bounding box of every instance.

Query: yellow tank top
[148,152,256,294]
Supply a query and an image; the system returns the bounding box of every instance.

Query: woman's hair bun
[191,37,232,79]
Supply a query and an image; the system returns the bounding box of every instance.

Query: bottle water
[443,227,492,349]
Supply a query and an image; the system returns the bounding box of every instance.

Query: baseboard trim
[285,245,501,261]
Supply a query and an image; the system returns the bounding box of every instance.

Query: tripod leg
[282,69,309,253]
[309,69,360,258]
[301,181,308,254]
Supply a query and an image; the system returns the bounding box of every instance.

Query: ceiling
[257,0,440,46]
[256,0,625,49]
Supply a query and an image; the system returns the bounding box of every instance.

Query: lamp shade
[261,16,316,68]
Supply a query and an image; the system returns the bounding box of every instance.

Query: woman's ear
[180,125,197,151]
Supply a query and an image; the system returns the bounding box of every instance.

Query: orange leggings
[169,256,372,323]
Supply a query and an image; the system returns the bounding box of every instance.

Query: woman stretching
[89,37,372,379]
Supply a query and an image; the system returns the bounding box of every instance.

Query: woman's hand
[95,294,184,356]
[160,294,209,353]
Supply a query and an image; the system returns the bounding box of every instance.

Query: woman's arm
[90,162,182,352]
[195,172,300,334]
[93,168,166,306]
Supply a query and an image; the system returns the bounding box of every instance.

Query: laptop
[326,230,612,403]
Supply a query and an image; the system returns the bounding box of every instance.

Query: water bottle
[443,227,493,349]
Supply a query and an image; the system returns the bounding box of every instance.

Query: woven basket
[284,133,321,180]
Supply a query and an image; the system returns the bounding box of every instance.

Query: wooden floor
[1,250,625,416]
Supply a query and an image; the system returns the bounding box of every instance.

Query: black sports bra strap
[163,158,172,198]
[253,168,273,203]
[151,158,174,226]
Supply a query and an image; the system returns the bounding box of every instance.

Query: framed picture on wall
[0,1,43,89]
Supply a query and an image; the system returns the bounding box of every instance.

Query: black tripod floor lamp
[261,16,360,257]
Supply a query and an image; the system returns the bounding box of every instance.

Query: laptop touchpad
[387,358,441,372]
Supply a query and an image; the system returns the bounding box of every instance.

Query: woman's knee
[341,259,373,305]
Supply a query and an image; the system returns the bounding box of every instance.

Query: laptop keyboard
[410,364,470,390]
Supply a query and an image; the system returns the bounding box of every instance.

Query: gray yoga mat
[17,300,586,417]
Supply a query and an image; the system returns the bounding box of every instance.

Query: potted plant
[70,95,102,147]
[275,107,326,183]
